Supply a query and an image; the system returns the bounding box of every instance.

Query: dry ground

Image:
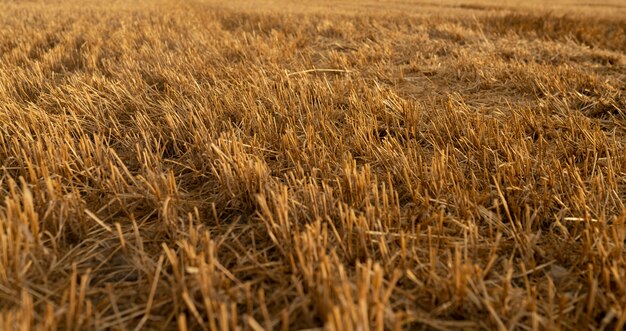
[1,0,626,330]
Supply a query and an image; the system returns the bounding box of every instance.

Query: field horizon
[1,0,625,330]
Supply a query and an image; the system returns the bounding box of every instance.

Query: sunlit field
[1,0,625,329]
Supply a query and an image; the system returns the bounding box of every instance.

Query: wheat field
[1,0,625,330]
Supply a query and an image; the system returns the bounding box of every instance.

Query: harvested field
[1,0,626,330]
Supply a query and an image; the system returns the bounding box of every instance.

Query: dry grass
[1,0,626,330]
